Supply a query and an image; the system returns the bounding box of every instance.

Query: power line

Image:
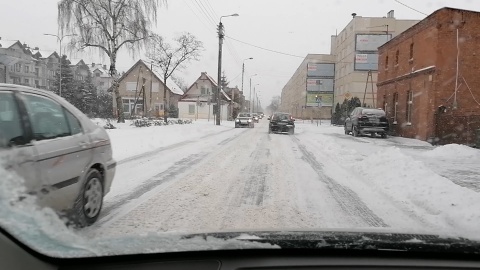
[192,0,217,26]
[225,35,305,58]
[204,0,219,19]
[198,0,218,23]
[394,0,428,16]
[182,0,214,33]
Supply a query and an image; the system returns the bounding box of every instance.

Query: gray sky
[1,0,478,107]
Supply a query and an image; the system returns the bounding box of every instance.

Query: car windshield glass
[2,0,480,260]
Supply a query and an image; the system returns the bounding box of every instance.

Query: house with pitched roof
[178,72,231,120]
[111,59,184,118]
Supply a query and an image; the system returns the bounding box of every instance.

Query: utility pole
[44,33,76,97]
[216,13,239,125]
[241,57,253,113]
[216,21,224,125]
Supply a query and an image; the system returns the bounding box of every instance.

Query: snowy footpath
[80,119,480,240]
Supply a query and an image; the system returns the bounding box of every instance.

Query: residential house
[224,86,245,118]
[70,60,90,82]
[111,59,184,118]
[178,72,231,120]
[377,7,480,146]
[89,63,113,95]
[0,38,60,90]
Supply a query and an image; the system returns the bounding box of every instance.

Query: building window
[393,92,398,124]
[24,65,29,73]
[188,104,195,115]
[35,68,39,76]
[395,50,399,65]
[35,80,39,87]
[24,79,29,85]
[406,90,413,124]
[100,82,105,86]
[409,43,414,60]
[126,82,137,91]
[201,87,206,95]
[385,55,389,69]
[15,63,21,72]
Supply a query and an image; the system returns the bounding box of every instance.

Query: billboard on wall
[306,78,334,92]
[307,63,335,77]
[306,92,334,107]
[354,53,379,71]
[355,34,392,51]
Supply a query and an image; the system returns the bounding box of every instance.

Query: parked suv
[0,84,116,226]
[344,107,389,138]
[269,112,295,134]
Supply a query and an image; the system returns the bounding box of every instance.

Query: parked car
[344,107,389,138]
[0,84,116,226]
[269,112,295,134]
[235,112,254,128]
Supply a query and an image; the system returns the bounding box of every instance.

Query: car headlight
[248,119,252,122]
[235,119,240,122]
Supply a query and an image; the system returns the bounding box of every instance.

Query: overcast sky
[1,0,478,107]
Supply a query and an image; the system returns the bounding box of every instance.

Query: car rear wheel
[353,126,360,137]
[381,133,388,138]
[71,168,104,227]
[344,125,349,135]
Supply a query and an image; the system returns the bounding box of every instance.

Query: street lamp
[44,33,77,97]
[249,74,258,113]
[253,84,260,113]
[216,13,239,125]
[235,57,253,116]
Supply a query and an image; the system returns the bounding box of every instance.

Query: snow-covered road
[83,119,480,240]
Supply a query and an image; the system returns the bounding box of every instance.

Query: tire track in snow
[97,128,249,227]
[291,136,388,228]
[117,127,237,165]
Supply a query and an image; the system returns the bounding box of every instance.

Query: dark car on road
[235,112,254,128]
[344,107,389,138]
[269,112,295,134]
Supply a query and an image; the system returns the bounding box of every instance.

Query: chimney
[91,63,95,67]
[34,47,39,50]
[352,13,357,18]
[387,10,394,18]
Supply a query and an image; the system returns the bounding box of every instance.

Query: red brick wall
[378,8,480,144]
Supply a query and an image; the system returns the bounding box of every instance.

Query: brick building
[377,7,480,146]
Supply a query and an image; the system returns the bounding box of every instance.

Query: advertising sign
[306,92,333,107]
[354,53,379,71]
[355,34,392,51]
[307,63,335,77]
[306,78,334,92]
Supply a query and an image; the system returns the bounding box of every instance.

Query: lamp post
[216,13,239,125]
[253,84,260,113]
[44,33,76,97]
[249,74,257,113]
[240,57,253,113]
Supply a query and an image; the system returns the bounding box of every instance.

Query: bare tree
[267,96,281,114]
[146,33,203,122]
[171,75,189,92]
[58,0,166,123]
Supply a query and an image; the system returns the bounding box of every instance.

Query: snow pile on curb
[352,147,480,239]
[422,144,480,159]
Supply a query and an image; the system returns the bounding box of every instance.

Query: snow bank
[352,147,480,239]
[422,144,480,159]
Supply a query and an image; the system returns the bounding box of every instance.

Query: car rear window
[362,109,386,116]
[238,113,251,117]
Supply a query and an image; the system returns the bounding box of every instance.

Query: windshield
[1,0,480,259]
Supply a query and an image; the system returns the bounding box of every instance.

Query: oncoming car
[235,112,254,128]
[0,84,116,226]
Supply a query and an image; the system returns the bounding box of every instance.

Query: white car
[0,84,116,226]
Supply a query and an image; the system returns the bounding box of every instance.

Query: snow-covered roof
[89,64,111,78]
[0,39,18,49]
[139,60,184,96]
